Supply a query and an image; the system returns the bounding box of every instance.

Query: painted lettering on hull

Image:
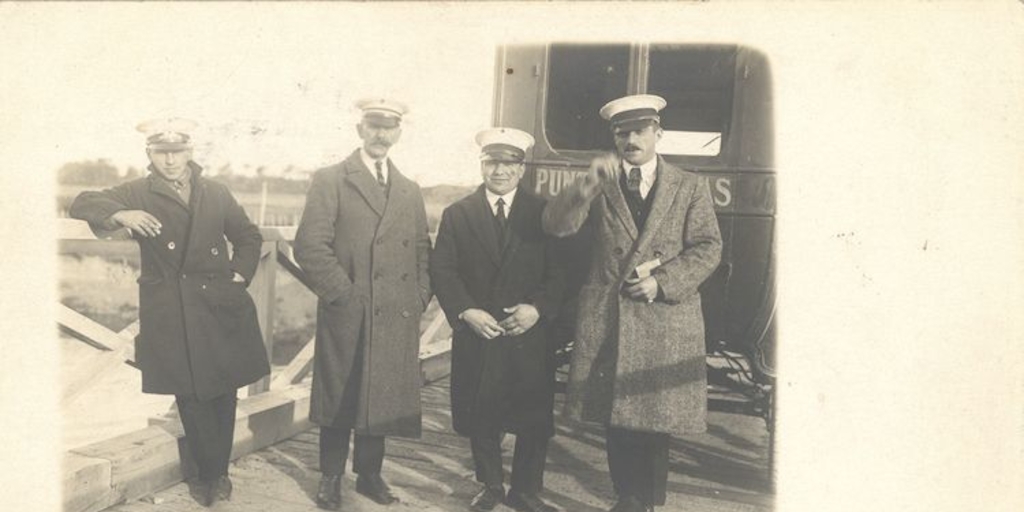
[531,168,773,216]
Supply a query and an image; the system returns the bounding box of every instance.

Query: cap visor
[148,143,191,151]
[612,118,659,133]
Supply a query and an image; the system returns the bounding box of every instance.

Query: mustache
[625,144,641,152]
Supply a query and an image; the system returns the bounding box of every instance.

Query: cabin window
[646,45,736,157]
[544,44,630,152]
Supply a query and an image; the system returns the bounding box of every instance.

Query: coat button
[376,238,384,245]
[181,274,187,279]
[613,247,623,256]
[201,284,207,290]
[211,247,219,256]
[167,241,175,250]
[401,310,410,318]
[653,250,663,258]
[402,240,409,247]
[374,272,382,280]
[401,273,409,281]
[374,307,381,316]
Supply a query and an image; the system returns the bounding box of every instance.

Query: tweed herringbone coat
[542,156,722,435]
[294,150,431,437]
[69,162,270,400]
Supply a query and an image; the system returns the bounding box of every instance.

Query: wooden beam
[59,219,298,242]
[275,240,317,291]
[271,335,316,389]
[64,383,313,512]
[58,304,132,352]
[418,308,448,346]
[247,242,278,395]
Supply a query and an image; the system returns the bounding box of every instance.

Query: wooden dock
[105,378,772,512]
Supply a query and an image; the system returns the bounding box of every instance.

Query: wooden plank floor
[109,379,773,512]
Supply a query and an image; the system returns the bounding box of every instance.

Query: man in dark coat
[69,118,270,507]
[430,128,564,512]
[542,96,723,512]
[294,98,432,510]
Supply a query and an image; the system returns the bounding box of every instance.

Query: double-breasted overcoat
[542,156,722,435]
[69,162,270,400]
[430,187,564,438]
[294,150,431,437]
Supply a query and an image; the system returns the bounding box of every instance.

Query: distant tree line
[56,159,311,194]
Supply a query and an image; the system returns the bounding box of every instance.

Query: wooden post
[246,241,277,395]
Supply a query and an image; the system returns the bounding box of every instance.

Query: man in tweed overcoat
[542,95,722,512]
[294,99,432,510]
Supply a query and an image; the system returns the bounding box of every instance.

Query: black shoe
[469,485,505,511]
[315,474,342,511]
[609,495,652,512]
[216,475,233,501]
[505,490,557,512]
[356,473,398,505]
[188,479,215,508]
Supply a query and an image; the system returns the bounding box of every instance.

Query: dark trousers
[319,426,385,476]
[471,432,549,495]
[606,426,670,506]
[176,392,238,482]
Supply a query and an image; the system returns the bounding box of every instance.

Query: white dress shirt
[485,188,517,216]
[360,148,389,184]
[623,157,658,200]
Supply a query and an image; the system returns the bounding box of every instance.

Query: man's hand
[623,276,660,303]
[111,210,162,238]
[461,308,506,340]
[579,153,619,197]
[499,304,540,337]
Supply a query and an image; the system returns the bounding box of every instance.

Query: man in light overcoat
[294,99,432,510]
[542,95,722,512]
[430,128,563,512]
[69,118,270,507]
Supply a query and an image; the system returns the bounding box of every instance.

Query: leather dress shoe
[216,475,233,501]
[188,479,215,507]
[469,485,505,511]
[356,473,398,505]
[505,490,558,512]
[609,495,653,512]
[315,474,342,510]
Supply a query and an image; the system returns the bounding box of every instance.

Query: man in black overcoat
[69,118,270,507]
[430,128,564,512]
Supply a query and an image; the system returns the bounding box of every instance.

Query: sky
[3,3,1024,512]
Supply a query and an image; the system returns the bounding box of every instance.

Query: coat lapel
[342,151,386,218]
[601,167,639,242]
[465,186,502,269]
[180,163,206,270]
[376,159,412,236]
[147,170,190,211]
[632,157,683,256]
[497,189,525,273]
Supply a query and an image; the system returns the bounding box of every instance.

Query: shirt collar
[359,148,388,179]
[623,156,658,185]
[485,187,517,213]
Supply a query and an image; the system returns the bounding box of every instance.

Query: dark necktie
[496,197,508,227]
[496,197,508,245]
[627,167,642,195]
[374,160,386,188]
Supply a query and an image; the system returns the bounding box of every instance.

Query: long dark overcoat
[69,162,270,400]
[294,150,431,437]
[430,187,564,438]
[542,157,722,435]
